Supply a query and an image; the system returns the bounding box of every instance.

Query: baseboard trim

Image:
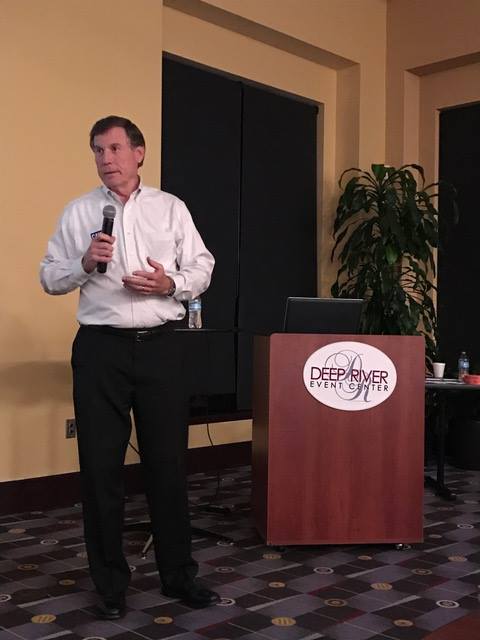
[0,441,251,516]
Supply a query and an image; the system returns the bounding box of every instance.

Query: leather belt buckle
[135,329,151,342]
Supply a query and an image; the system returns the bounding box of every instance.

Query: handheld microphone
[97,204,116,274]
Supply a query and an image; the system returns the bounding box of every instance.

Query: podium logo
[303,341,397,411]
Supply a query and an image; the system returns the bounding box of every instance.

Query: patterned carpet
[0,465,479,640]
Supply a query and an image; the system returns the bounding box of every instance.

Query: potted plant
[331,163,456,370]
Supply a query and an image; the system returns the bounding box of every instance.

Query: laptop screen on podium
[283,297,363,334]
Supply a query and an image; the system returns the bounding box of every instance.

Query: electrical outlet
[65,418,77,439]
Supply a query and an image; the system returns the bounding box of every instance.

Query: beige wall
[1,0,164,480]
[419,63,480,183]
[384,0,480,322]
[1,0,388,481]
[188,0,387,166]
[387,0,480,176]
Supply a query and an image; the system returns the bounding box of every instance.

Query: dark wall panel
[438,105,480,374]
[237,85,317,408]
[161,58,318,415]
[162,58,241,330]
[238,85,317,331]
[161,58,241,400]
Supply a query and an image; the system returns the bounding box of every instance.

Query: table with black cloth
[425,377,480,500]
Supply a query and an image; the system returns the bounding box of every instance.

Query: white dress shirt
[40,184,215,328]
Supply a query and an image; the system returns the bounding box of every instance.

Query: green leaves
[371,163,388,182]
[385,244,398,265]
[331,163,450,368]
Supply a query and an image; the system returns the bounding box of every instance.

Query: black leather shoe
[95,599,126,620]
[162,582,220,609]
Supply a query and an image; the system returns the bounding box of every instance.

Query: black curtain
[237,84,317,408]
[162,58,240,411]
[161,57,317,416]
[438,104,480,375]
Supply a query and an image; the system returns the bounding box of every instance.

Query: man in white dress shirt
[40,116,218,618]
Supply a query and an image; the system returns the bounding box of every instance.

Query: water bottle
[188,297,202,329]
[458,351,469,381]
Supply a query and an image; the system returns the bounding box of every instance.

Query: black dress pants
[71,324,197,601]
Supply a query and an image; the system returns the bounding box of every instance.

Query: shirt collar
[100,180,143,203]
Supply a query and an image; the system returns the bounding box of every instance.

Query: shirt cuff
[169,274,182,298]
[72,257,94,286]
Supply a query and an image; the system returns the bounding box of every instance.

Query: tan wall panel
[419,63,480,182]
[0,0,163,481]
[203,0,386,63]
[188,420,252,448]
[387,0,480,165]
[388,0,480,71]
[1,0,387,482]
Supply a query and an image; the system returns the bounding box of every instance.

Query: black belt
[81,324,173,341]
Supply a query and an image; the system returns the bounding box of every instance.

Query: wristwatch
[166,278,176,297]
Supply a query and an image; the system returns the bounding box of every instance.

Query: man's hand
[82,233,115,274]
[122,257,173,295]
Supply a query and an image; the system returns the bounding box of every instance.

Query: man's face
[92,126,145,193]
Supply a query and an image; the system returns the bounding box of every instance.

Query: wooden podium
[252,334,424,545]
